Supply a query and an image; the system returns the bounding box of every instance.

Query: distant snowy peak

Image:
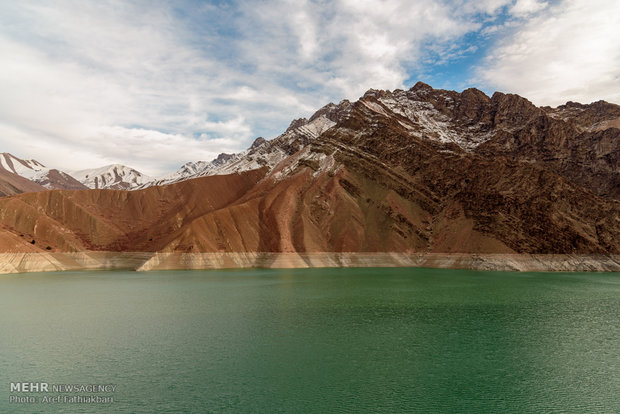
[0,152,46,179]
[71,164,152,190]
[179,161,210,175]
[0,152,86,190]
[140,161,210,188]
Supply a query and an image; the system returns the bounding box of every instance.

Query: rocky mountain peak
[410,81,433,93]
[489,91,541,128]
[460,87,490,102]
[212,153,235,166]
[309,99,353,124]
[362,88,392,100]
[286,118,309,132]
[250,137,267,151]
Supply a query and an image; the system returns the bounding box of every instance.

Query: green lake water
[0,267,619,413]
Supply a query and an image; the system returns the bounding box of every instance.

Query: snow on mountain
[71,164,152,190]
[194,101,347,176]
[137,85,499,190]
[0,153,86,190]
[137,107,345,189]
[0,153,147,191]
[0,153,46,179]
[0,85,532,192]
[364,86,495,150]
[4,83,619,199]
[119,100,350,190]
[196,112,337,177]
[141,161,210,188]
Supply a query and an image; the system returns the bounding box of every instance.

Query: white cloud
[455,0,513,15]
[510,0,547,16]
[479,0,620,106]
[237,0,483,100]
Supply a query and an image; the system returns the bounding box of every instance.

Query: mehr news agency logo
[9,382,116,404]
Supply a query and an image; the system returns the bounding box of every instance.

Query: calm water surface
[0,268,619,413]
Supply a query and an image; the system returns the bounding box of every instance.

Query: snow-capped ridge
[10,82,617,194]
[0,153,46,179]
[140,107,346,188]
[71,164,152,190]
[359,88,497,150]
[0,153,86,190]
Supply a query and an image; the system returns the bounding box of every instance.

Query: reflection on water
[0,268,619,413]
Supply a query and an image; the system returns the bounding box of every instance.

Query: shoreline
[1,252,619,274]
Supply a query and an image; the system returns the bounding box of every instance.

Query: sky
[1,0,618,176]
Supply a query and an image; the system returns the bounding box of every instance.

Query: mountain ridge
[1,82,618,266]
[0,153,86,191]
[69,164,153,190]
[4,83,618,195]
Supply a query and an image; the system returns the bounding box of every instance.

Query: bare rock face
[478,99,620,199]
[489,92,543,129]
[0,169,269,253]
[0,82,618,260]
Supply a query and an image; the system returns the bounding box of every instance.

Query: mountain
[0,152,46,175]
[0,169,267,252]
[0,82,618,261]
[146,160,210,187]
[70,164,153,190]
[0,153,86,191]
[0,153,151,191]
[140,108,346,188]
[144,84,620,201]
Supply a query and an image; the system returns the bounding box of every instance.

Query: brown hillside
[0,169,267,252]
